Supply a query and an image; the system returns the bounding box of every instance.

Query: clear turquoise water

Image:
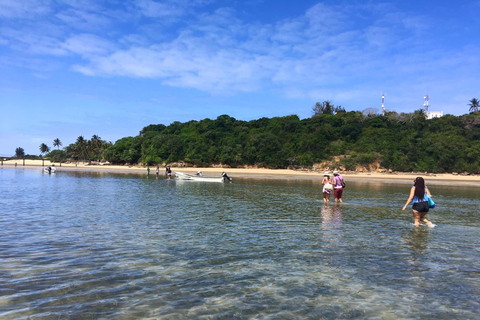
[1,168,479,319]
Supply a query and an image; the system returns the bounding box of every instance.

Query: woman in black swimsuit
[402,177,435,227]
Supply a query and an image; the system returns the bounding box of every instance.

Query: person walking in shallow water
[332,171,344,203]
[322,172,332,203]
[402,177,435,227]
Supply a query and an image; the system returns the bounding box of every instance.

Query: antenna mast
[424,95,429,113]
[381,92,386,115]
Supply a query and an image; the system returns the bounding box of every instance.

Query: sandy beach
[3,159,480,187]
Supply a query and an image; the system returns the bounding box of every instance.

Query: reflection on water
[320,204,343,252]
[1,168,479,319]
[403,228,431,252]
[320,204,343,229]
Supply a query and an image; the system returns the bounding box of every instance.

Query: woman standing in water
[402,177,435,227]
[165,166,172,180]
[322,172,332,203]
[332,171,344,203]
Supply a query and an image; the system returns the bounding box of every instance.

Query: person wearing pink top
[332,171,344,203]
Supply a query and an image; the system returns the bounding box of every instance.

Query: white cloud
[55,8,111,31]
[66,3,385,94]
[0,0,51,18]
[62,33,114,57]
[304,3,347,34]
[135,0,186,18]
[1,27,67,56]
[2,0,479,114]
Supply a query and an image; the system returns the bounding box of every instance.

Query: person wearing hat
[332,170,344,203]
[322,172,332,203]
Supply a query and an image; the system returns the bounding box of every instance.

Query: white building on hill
[423,95,443,119]
[427,111,444,119]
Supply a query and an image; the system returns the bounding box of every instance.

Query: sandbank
[2,159,480,186]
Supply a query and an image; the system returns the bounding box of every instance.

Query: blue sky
[1,0,480,156]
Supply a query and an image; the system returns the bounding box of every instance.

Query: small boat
[44,166,56,174]
[174,171,232,182]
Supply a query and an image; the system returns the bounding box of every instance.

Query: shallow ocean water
[1,168,479,319]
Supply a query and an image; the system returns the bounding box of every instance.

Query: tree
[468,98,479,113]
[101,112,480,173]
[48,149,67,166]
[53,138,62,149]
[334,105,346,113]
[313,101,344,116]
[362,108,379,116]
[89,135,102,161]
[15,147,25,158]
[39,143,50,166]
[75,136,88,162]
[52,138,65,166]
[313,101,335,116]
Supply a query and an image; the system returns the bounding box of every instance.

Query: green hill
[101,110,480,174]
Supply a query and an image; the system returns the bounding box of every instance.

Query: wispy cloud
[135,0,186,18]
[1,27,68,56]
[1,1,479,106]
[62,34,115,57]
[0,0,51,18]
[55,9,111,31]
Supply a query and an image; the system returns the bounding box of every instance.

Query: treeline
[34,135,109,164]
[101,110,480,173]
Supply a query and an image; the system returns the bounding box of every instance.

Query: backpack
[341,179,346,188]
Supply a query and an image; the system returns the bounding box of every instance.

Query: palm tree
[52,138,63,166]
[75,136,88,163]
[89,135,102,162]
[53,138,62,150]
[39,143,50,166]
[65,143,76,160]
[468,98,479,113]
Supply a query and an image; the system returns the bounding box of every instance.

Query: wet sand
[3,159,480,186]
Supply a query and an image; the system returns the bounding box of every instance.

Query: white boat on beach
[174,171,232,182]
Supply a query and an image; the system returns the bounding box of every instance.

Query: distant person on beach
[332,171,344,203]
[156,166,159,177]
[165,166,172,180]
[322,172,332,203]
[402,177,435,227]
[147,166,150,177]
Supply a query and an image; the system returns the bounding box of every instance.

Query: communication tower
[424,95,429,113]
[381,92,386,115]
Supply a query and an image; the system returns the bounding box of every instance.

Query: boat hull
[44,167,56,174]
[174,171,228,183]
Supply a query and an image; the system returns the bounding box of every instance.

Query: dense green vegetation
[98,110,480,173]
[17,103,476,173]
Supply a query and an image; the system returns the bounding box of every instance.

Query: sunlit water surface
[1,168,479,319]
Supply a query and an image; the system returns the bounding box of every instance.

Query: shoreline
[3,159,480,186]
